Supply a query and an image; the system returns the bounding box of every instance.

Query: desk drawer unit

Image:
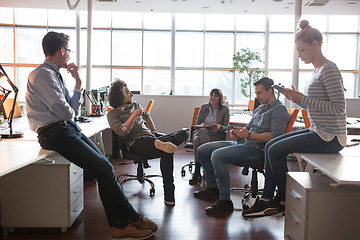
[0,154,83,232]
[285,172,360,240]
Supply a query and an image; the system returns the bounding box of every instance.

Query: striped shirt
[298,60,347,146]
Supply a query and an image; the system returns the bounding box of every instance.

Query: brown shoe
[154,140,177,153]
[129,214,158,232]
[112,224,152,240]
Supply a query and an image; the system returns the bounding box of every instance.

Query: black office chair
[181,107,201,176]
[112,131,161,196]
[231,159,265,210]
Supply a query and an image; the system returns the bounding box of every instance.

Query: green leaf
[231,47,265,101]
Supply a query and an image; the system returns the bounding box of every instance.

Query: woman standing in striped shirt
[243,20,347,218]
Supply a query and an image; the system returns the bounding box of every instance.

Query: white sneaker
[154,140,177,154]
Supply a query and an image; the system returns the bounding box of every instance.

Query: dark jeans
[38,121,139,229]
[129,129,188,193]
[262,129,343,202]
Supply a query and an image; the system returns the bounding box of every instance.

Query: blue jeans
[262,129,343,202]
[197,140,264,200]
[38,122,139,229]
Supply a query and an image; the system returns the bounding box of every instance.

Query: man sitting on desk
[26,31,156,240]
[107,79,189,206]
[193,77,289,214]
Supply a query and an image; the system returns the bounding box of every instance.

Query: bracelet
[247,132,251,140]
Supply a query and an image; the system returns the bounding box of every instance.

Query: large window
[0,7,359,105]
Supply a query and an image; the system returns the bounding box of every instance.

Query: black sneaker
[205,199,234,214]
[272,204,285,217]
[242,197,279,218]
[189,172,201,185]
[164,190,175,206]
[193,187,219,199]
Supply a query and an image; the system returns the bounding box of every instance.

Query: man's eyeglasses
[64,47,73,54]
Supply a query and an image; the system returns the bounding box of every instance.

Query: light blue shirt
[244,99,289,149]
[26,60,83,132]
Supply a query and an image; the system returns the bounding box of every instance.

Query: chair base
[118,173,162,196]
[181,161,204,177]
[118,161,161,196]
[230,168,263,210]
[231,185,263,211]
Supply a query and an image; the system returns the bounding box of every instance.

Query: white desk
[0,115,109,232]
[0,116,109,177]
[300,143,360,186]
[0,141,53,177]
[286,142,360,240]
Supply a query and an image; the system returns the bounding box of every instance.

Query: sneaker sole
[164,200,175,206]
[242,207,278,218]
[271,211,285,217]
[205,207,234,214]
[112,232,153,240]
[154,140,177,154]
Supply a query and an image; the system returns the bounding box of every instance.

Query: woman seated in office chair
[189,88,230,184]
[107,79,189,206]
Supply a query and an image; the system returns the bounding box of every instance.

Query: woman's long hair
[209,88,224,109]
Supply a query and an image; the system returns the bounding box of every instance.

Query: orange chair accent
[191,107,200,126]
[301,109,311,129]
[145,99,155,113]
[285,108,299,133]
[180,106,201,177]
[248,100,255,110]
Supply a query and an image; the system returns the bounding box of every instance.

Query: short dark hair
[254,77,274,92]
[209,88,224,109]
[108,79,128,108]
[42,31,70,57]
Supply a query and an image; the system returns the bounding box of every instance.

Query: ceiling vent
[304,0,329,6]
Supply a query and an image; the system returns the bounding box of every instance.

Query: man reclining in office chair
[107,79,189,206]
[193,77,289,214]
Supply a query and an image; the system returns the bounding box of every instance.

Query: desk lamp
[0,85,11,142]
[0,64,23,138]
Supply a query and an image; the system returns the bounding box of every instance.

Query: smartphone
[271,84,285,92]
[228,125,240,130]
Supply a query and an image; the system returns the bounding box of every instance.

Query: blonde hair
[295,20,323,46]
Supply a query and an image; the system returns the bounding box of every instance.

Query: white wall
[133,95,209,133]
[346,99,360,117]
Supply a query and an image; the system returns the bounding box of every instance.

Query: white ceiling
[1,0,360,15]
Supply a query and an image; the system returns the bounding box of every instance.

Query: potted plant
[230,48,264,110]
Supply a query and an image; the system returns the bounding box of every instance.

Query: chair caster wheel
[181,169,186,176]
[189,165,193,171]
[150,188,155,196]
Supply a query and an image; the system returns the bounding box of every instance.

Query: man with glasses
[26,31,156,240]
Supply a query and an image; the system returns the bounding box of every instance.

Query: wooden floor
[1,145,297,240]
